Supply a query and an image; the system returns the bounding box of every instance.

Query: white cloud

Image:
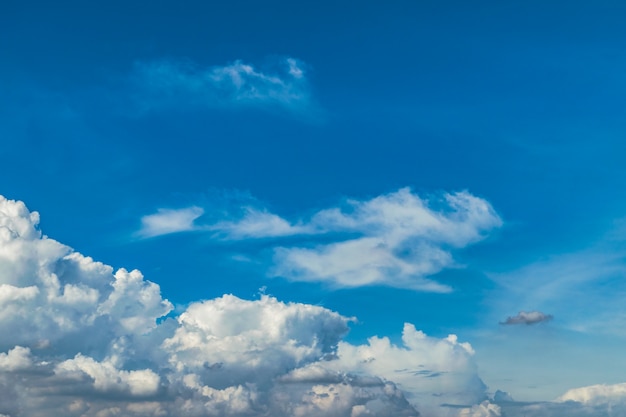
[224,188,500,291]
[136,188,501,291]
[137,206,204,238]
[480,382,626,417]
[500,311,553,325]
[326,323,486,416]
[210,207,306,239]
[557,382,626,406]
[55,354,161,397]
[458,401,501,417]
[0,194,498,416]
[134,57,312,113]
[0,346,33,372]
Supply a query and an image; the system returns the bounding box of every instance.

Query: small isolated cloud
[137,206,204,238]
[133,57,313,114]
[0,194,495,416]
[500,311,553,325]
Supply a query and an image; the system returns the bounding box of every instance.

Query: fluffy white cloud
[55,354,161,397]
[137,206,204,238]
[0,194,496,416]
[0,346,33,372]
[134,57,311,113]
[326,323,486,416]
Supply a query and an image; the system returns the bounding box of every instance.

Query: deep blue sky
[2,0,626,403]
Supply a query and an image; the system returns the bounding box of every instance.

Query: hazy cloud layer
[133,57,312,114]
[500,311,553,325]
[1,194,501,417]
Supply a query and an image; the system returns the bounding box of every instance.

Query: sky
[1,1,626,416]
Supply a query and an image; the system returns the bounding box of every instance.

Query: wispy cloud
[209,207,307,239]
[500,311,553,325]
[137,206,204,238]
[138,188,501,291]
[488,244,626,336]
[271,189,501,291]
[133,57,314,115]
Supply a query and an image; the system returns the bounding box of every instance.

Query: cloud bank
[3,195,626,416]
[1,194,496,417]
[133,57,312,114]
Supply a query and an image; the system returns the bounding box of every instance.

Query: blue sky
[1,1,626,416]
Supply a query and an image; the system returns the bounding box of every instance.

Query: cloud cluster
[133,57,311,113]
[499,311,553,325]
[139,188,501,292]
[0,194,495,416]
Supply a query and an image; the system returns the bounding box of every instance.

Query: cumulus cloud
[500,311,553,325]
[137,206,204,238]
[0,194,494,416]
[557,382,626,406]
[0,346,33,372]
[326,323,487,416]
[134,57,312,113]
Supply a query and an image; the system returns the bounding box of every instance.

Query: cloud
[557,382,626,406]
[0,346,33,372]
[483,382,626,416]
[458,401,501,417]
[326,323,487,417]
[133,57,313,114]
[55,354,161,398]
[208,188,501,291]
[137,206,204,238]
[488,248,626,335]
[209,207,307,239]
[0,194,496,416]
[499,311,553,325]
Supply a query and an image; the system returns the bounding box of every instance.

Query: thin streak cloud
[133,57,314,115]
